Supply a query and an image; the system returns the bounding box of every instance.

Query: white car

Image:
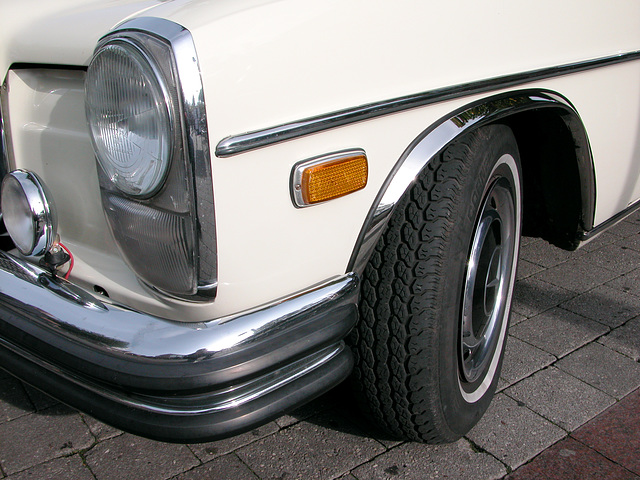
[0,0,639,443]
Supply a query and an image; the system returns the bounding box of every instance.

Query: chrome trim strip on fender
[347,90,595,275]
[216,51,640,157]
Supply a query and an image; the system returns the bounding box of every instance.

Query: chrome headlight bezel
[85,19,217,301]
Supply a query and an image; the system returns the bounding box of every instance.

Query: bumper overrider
[0,251,358,442]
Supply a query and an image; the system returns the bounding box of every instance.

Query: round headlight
[85,40,173,198]
[1,170,58,257]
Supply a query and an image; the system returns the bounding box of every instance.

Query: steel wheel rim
[460,172,517,387]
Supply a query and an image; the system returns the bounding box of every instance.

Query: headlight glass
[1,174,36,254]
[85,40,173,198]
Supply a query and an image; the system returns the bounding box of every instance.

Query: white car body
[0,0,638,442]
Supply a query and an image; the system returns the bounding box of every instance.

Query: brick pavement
[1,212,640,479]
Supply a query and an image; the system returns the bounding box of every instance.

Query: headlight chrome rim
[85,38,175,199]
[1,170,58,257]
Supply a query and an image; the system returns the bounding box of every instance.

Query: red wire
[58,243,74,280]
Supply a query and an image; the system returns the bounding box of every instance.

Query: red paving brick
[504,437,638,480]
[506,388,640,479]
[572,388,640,476]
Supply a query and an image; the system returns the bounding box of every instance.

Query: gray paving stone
[505,367,615,431]
[351,440,506,480]
[497,377,509,392]
[516,259,545,280]
[519,240,579,268]
[510,308,609,358]
[79,414,122,442]
[5,455,94,480]
[607,218,640,237]
[606,268,640,298]
[466,394,565,470]
[511,278,574,318]
[274,413,299,429]
[598,316,640,361]
[189,422,279,463]
[556,343,640,399]
[236,412,386,480]
[84,434,199,480]
[560,284,640,328]
[499,336,556,389]
[533,260,618,294]
[509,311,527,326]
[0,406,94,475]
[580,244,640,275]
[173,454,258,480]
[520,236,538,246]
[0,373,33,424]
[616,233,640,253]
[580,231,622,252]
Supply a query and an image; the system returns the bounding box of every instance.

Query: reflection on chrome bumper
[0,252,358,442]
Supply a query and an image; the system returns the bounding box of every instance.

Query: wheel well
[502,110,589,250]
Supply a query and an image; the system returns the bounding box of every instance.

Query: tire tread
[350,127,511,443]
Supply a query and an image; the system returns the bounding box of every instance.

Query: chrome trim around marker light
[347,90,595,275]
[290,148,367,208]
[216,51,640,157]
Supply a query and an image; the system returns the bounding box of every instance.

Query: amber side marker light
[291,149,368,207]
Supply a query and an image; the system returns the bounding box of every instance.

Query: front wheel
[350,124,522,443]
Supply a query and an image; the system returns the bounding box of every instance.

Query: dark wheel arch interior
[502,108,593,250]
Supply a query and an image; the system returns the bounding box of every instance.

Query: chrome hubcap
[460,175,516,384]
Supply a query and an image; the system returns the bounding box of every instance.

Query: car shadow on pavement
[285,381,405,443]
[0,371,73,419]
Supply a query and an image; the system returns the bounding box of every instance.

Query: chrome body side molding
[580,198,640,244]
[216,51,640,158]
[347,90,595,275]
[0,250,358,442]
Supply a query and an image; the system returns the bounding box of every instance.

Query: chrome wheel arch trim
[347,89,595,276]
[100,17,218,300]
[216,51,640,158]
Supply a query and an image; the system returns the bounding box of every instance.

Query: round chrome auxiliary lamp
[1,169,58,257]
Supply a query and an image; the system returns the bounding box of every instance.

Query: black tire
[350,124,522,443]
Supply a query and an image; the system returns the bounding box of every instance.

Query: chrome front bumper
[0,252,358,442]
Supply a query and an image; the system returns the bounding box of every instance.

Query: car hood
[0,0,167,72]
